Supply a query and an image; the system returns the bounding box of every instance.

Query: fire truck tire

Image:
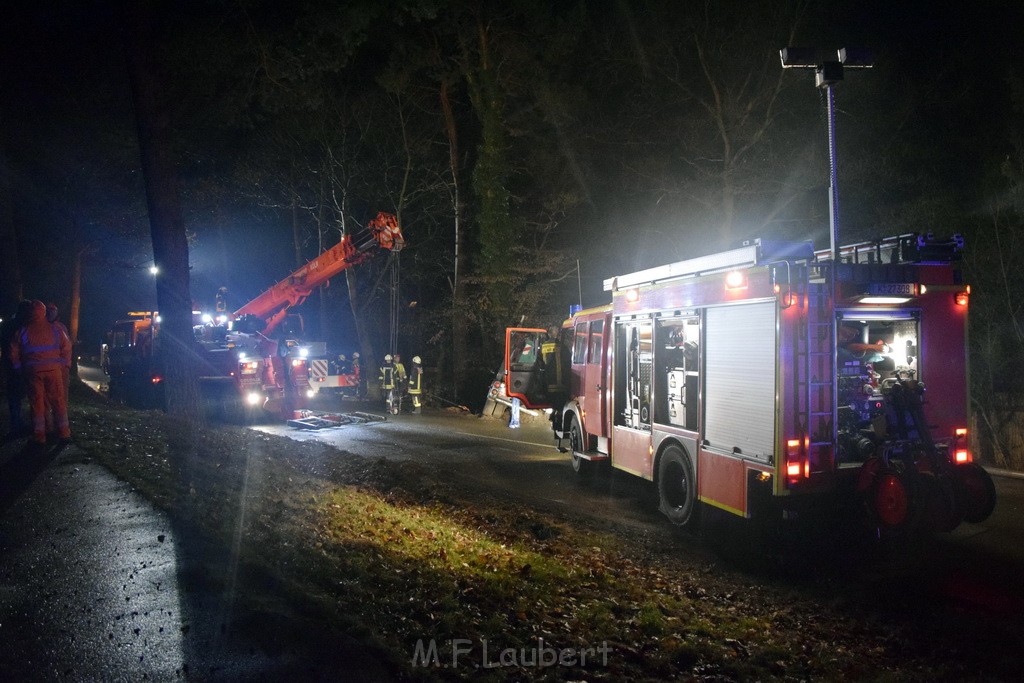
[871,467,915,531]
[657,444,697,527]
[855,457,883,493]
[955,462,996,523]
[916,471,963,533]
[107,378,123,404]
[568,417,594,477]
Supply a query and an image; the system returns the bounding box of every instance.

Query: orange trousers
[27,367,69,444]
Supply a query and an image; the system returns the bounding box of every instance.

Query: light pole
[779,47,873,260]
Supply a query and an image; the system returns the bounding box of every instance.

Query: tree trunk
[123,0,201,420]
[0,136,22,313]
[440,79,469,398]
[346,268,381,402]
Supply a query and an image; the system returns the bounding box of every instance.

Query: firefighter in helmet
[540,326,567,400]
[379,354,398,413]
[379,354,395,390]
[393,353,407,392]
[407,355,423,414]
[352,351,364,398]
[215,287,228,314]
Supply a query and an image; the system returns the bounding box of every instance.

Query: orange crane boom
[233,212,404,335]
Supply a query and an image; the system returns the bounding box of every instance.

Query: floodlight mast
[780,47,873,261]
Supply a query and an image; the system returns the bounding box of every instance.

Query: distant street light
[780,47,873,260]
[149,265,159,275]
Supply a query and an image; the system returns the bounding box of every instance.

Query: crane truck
[506,233,996,537]
[105,212,404,418]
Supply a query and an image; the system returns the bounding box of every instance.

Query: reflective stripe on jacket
[11,310,71,372]
[407,367,422,394]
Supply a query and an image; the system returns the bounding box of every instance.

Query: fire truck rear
[505,233,995,535]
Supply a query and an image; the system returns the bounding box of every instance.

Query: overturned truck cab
[506,234,995,536]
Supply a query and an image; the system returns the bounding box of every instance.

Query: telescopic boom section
[233,212,404,335]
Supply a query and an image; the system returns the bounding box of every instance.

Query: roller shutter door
[704,301,776,461]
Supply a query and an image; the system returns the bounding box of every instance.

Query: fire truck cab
[105,312,162,408]
[105,311,270,417]
[507,233,995,535]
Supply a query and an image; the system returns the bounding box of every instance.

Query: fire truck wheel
[657,444,696,527]
[955,462,997,523]
[871,467,914,531]
[917,471,963,533]
[568,417,593,477]
[855,457,883,493]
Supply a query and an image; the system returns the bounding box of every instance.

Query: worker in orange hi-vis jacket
[46,302,71,387]
[10,300,72,446]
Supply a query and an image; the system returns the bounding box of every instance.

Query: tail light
[953,427,971,463]
[240,361,259,375]
[785,438,805,485]
[151,375,163,384]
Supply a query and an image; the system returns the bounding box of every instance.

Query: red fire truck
[505,233,996,535]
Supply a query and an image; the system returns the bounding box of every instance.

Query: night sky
[1,0,1019,363]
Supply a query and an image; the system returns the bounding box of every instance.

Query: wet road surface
[0,440,388,681]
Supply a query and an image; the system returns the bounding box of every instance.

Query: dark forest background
[2,0,1023,462]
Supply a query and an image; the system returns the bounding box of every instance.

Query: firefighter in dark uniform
[379,354,398,413]
[539,326,569,433]
[393,353,407,392]
[407,355,423,413]
[540,326,567,401]
[215,287,228,315]
[352,352,364,398]
[1,300,34,439]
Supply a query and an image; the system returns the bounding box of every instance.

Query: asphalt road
[0,375,390,682]
[255,397,677,539]
[261,394,1024,560]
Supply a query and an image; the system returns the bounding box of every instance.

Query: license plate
[868,283,917,296]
